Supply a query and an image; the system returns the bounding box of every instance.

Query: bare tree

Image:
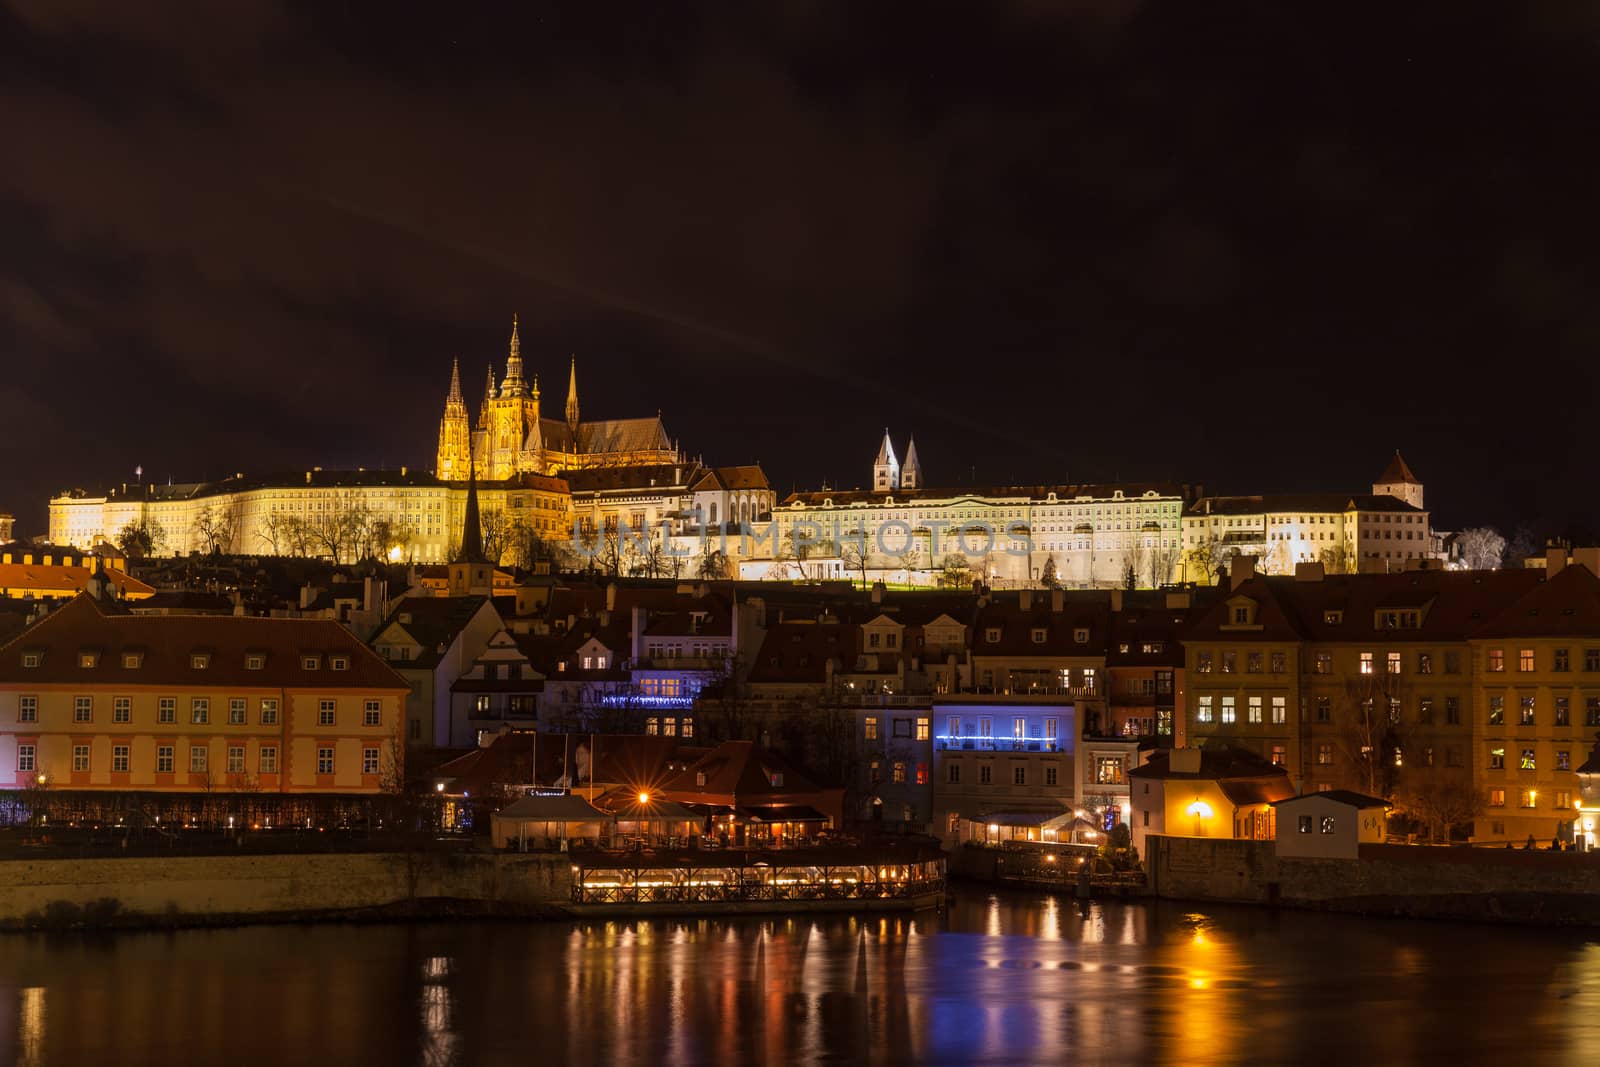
[698,548,731,580]
[1180,532,1228,585]
[938,553,973,589]
[478,508,512,565]
[1456,527,1506,571]
[1125,538,1150,589]
[192,505,235,555]
[1329,671,1408,798]
[116,517,167,558]
[1318,542,1355,575]
[1146,539,1182,588]
[1395,777,1485,844]
[305,493,371,564]
[840,536,870,589]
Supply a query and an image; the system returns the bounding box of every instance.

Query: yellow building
[1127,746,1295,857]
[48,469,571,564]
[0,579,407,793]
[435,316,680,482]
[0,546,153,601]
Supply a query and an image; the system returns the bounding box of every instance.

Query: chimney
[632,604,646,662]
[1164,591,1192,610]
[871,580,886,605]
[363,575,377,612]
[299,583,315,611]
[1546,547,1567,576]
[232,589,245,617]
[1110,588,1123,613]
[1229,555,1256,591]
[1018,589,1031,609]
[605,583,617,612]
[1294,562,1325,582]
[1170,748,1202,774]
[1050,588,1064,613]
[1572,547,1600,577]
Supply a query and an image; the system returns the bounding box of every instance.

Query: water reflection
[1,896,1599,1065]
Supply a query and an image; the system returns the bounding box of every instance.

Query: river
[2,891,1599,1065]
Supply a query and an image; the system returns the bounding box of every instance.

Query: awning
[739,805,830,823]
[975,810,1074,829]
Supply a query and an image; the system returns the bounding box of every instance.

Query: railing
[572,876,946,905]
[829,693,931,708]
[935,737,1062,753]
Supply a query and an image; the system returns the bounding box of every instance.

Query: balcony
[935,736,1064,753]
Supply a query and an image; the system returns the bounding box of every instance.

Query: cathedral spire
[902,435,922,490]
[565,355,581,446]
[501,314,527,397]
[446,356,463,404]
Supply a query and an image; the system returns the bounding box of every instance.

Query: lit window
[915,717,930,741]
[1359,652,1374,675]
[1520,749,1536,771]
[1221,696,1236,724]
[190,653,209,670]
[1320,816,1335,835]
[261,698,279,725]
[1488,649,1504,672]
[246,655,265,671]
[191,698,209,725]
[1489,747,1505,770]
[1247,696,1263,723]
[1196,696,1214,724]
[1518,649,1534,672]
[864,716,878,741]
[1386,652,1402,675]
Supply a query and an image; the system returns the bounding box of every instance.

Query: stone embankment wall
[1145,835,1600,924]
[0,851,573,928]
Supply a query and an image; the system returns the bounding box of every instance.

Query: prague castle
[436,316,679,482]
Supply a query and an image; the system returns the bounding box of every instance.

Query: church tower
[435,358,472,481]
[901,435,923,490]
[1373,451,1424,510]
[873,430,900,492]
[448,459,494,597]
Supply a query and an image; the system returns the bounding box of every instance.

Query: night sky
[3,2,1597,540]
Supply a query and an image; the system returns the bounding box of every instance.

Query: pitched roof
[373,596,496,667]
[0,563,155,600]
[661,740,819,802]
[1187,492,1425,517]
[1127,745,1290,784]
[1377,451,1420,486]
[1472,564,1600,638]
[1271,789,1390,810]
[781,482,1184,508]
[540,416,673,456]
[747,621,855,683]
[0,593,407,689]
[433,731,688,793]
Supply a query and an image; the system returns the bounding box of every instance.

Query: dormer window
[331,656,349,672]
[190,653,211,670]
[769,771,784,787]
[696,771,707,787]
[246,655,265,671]
[79,651,99,669]
[1031,628,1047,644]
[21,652,40,669]
[985,628,1001,643]
[302,655,321,671]
[1324,610,1343,624]
[122,652,143,669]
[1073,628,1089,644]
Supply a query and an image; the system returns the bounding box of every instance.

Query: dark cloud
[1,1,1597,538]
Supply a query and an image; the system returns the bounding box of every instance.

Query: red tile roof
[0,593,407,690]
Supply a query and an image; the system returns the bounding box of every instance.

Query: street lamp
[1187,799,1212,837]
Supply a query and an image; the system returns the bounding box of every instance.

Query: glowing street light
[1187,799,1213,837]
[637,791,651,805]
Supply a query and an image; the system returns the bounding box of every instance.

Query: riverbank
[1144,834,1600,927]
[0,851,574,932]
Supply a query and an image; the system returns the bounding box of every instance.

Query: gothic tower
[873,430,900,492]
[901,435,923,490]
[448,458,493,596]
[435,358,472,481]
[565,356,581,460]
[1373,451,1424,510]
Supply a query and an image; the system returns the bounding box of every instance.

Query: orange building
[0,579,407,793]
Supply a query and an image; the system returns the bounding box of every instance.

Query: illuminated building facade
[0,577,407,793]
[1180,453,1437,580]
[435,316,680,483]
[773,435,1186,587]
[1184,553,1600,843]
[49,469,570,563]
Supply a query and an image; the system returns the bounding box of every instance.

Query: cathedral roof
[874,430,897,467]
[1377,451,1420,485]
[539,415,673,456]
